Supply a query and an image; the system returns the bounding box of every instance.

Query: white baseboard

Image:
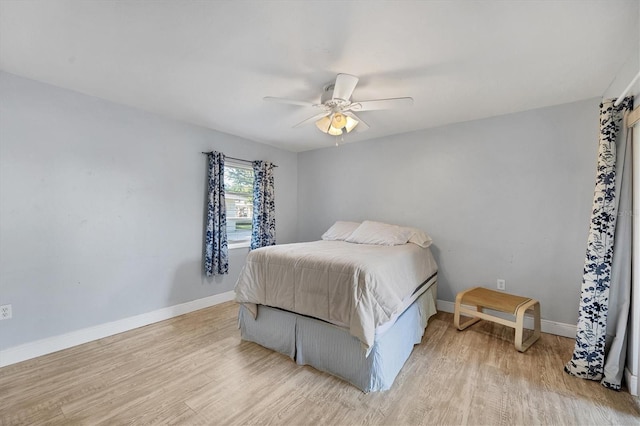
[624,367,638,396]
[436,299,577,339]
[0,291,235,368]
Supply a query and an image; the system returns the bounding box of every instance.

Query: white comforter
[234,240,437,351]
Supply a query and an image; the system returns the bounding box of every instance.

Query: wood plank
[1,302,639,425]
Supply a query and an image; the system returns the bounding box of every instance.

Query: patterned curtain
[204,151,229,276]
[564,97,633,389]
[250,161,276,250]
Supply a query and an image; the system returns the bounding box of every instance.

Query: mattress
[235,240,438,352]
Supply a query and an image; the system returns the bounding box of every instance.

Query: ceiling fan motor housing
[321,84,351,110]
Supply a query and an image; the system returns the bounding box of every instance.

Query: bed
[234,221,438,392]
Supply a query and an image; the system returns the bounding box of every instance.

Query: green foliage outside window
[225,166,253,195]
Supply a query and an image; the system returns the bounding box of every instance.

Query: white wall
[298,99,600,326]
[0,72,298,351]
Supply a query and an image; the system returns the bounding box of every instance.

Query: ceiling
[1,1,638,152]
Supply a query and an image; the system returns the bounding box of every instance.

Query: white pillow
[405,227,433,248]
[321,221,361,241]
[345,221,414,246]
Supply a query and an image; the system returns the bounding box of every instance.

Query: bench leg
[514,301,541,352]
[454,288,483,331]
[455,312,482,330]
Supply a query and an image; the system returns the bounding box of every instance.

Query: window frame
[224,160,254,250]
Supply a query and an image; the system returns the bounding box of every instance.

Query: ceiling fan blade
[263,96,317,107]
[293,111,331,128]
[344,111,369,132]
[332,74,359,101]
[350,97,413,111]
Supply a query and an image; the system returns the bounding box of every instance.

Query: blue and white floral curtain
[250,161,276,250]
[204,151,229,276]
[565,97,633,389]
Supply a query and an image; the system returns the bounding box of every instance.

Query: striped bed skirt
[237,282,437,392]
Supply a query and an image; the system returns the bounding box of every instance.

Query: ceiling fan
[264,73,413,136]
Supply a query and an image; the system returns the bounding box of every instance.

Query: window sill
[228,242,250,250]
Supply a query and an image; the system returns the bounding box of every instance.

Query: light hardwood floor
[1,302,639,425]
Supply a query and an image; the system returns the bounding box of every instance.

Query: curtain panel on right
[250,161,276,250]
[565,97,633,390]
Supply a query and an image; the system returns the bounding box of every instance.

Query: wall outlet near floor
[0,304,12,320]
[497,279,506,291]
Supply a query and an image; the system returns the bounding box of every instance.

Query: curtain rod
[201,152,278,167]
[614,69,640,106]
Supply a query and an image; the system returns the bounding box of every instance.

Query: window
[225,161,254,248]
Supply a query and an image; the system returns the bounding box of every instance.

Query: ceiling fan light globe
[315,115,343,135]
[315,116,332,133]
[332,112,347,129]
[328,126,343,136]
[344,116,358,133]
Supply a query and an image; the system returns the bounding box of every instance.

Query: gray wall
[0,72,298,350]
[298,99,600,325]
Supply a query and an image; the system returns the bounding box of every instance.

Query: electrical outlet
[0,304,12,320]
[497,279,506,291]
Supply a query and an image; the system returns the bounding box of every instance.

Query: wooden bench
[454,287,541,352]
